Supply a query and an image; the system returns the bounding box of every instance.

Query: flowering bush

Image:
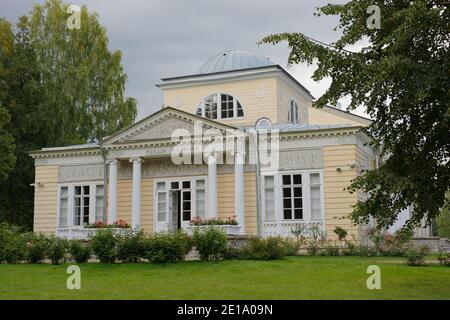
[189,216,238,226]
[87,220,130,229]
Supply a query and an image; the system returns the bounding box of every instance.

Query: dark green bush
[193,227,227,261]
[306,243,319,256]
[324,246,340,256]
[437,252,450,266]
[27,234,49,263]
[91,229,118,263]
[117,231,146,263]
[69,241,91,263]
[0,224,27,263]
[144,231,193,263]
[46,237,68,265]
[405,247,428,266]
[333,226,348,241]
[241,237,287,260]
[282,239,299,256]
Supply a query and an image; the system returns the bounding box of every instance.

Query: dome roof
[198,50,274,74]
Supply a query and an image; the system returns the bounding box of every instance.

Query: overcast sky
[2,0,367,120]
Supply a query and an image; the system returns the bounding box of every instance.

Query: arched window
[288,100,299,124]
[196,93,244,119]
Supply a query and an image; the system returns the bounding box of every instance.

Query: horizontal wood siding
[323,145,358,239]
[33,165,59,234]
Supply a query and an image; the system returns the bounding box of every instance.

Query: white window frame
[56,181,104,228]
[153,176,208,232]
[262,170,324,223]
[197,93,244,120]
[289,99,299,124]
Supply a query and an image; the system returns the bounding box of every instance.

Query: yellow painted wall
[163,77,278,126]
[33,165,59,235]
[276,77,311,124]
[323,145,359,239]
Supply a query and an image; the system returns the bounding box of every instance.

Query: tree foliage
[261,0,450,229]
[28,0,137,145]
[0,0,137,228]
[0,19,16,183]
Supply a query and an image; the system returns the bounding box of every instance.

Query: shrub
[91,229,118,263]
[306,242,319,256]
[241,237,287,260]
[0,224,27,263]
[193,227,227,261]
[222,246,242,260]
[282,239,299,256]
[405,247,428,266]
[69,241,91,263]
[27,234,49,263]
[117,231,146,263]
[437,252,450,266]
[144,231,193,263]
[324,246,340,256]
[334,226,347,241]
[46,237,68,265]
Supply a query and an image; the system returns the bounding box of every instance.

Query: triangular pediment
[102,107,239,146]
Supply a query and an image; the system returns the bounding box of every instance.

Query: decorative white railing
[185,225,241,236]
[56,227,131,240]
[263,220,325,238]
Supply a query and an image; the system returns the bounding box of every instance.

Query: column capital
[106,159,118,165]
[129,157,143,164]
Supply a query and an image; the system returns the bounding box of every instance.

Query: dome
[198,50,274,74]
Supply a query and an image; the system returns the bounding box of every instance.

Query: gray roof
[41,142,99,151]
[198,50,274,74]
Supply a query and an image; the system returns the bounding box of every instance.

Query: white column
[207,154,218,218]
[234,152,245,233]
[107,159,118,224]
[130,158,142,229]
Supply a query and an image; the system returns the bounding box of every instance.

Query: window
[157,182,167,222]
[196,180,206,218]
[197,93,244,119]
[74,185,90,226]
[58,183,104,228]
[264,176,275,221]
[59,187,69,227]
[95,185,104,222]
[288,100,299,124]
[282,174,303,220]
[310,173,322,220]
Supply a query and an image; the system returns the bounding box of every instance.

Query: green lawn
[0,256,449,299]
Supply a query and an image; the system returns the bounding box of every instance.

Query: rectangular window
[157,182,167,222]
[95,185,104,222]
[264,176,275,221]
[195,179,206,218]
[59,187,68,227]
[221,94,234,118]
[282,174,303,220]
[182,190,192,221]
[310,173,322,220]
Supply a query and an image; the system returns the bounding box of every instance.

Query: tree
[0,0,137,229]
[261,0,449,229]
[28,0,137,146]
[0,19,16,183]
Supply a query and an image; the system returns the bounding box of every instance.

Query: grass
[0,256,449,299]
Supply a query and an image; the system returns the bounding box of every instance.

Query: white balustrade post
[207,154,218,218]
[107,159,118,224]
[130,158,142,230]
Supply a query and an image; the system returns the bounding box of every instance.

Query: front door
[170,190,181,232]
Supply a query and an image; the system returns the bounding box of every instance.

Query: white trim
[153,176,208,233]
[56,181,104,229]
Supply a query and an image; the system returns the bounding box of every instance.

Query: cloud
[2,0,368,119]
